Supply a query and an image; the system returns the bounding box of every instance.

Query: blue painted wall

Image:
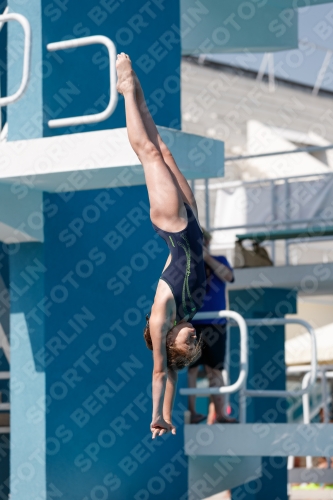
[7,0,181,140]
[9,242,46,500]
[7,0,43,140]
[0,245,9,500]
[42,0,181,136]
[7,1,187,497]
[0,246,9,392]
[43,186,188,499]
[0,245,9,340]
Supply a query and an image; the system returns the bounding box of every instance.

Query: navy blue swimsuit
[152,203,206,325]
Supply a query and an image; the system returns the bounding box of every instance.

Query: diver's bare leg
[116,53,186,231]
[134,72,198,216]
[188,366,206,423]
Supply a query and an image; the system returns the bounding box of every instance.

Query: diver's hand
[164,420,176,435]
[150,417,171,439]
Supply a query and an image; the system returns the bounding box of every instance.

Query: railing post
[321,369,331,468]
[285,179,290,266]
[302,372,313,469]
[204,178,210,230]
[180,310,248,398]
[0,248,10,498]
[0,13,31,107]
[271,179,276,265]
[238,387,247,423]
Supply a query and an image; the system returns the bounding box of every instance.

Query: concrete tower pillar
[229,287,297,500]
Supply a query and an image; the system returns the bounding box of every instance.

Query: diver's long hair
[143,314,202,370]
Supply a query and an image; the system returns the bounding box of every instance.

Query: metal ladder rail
[0,324,10,432]
[288,365,333,479]
[181,314,317,423]
[0,10,31,141]
[46,36,117,128]
[286,365,333,422]
[0,11,31,107]
[0,12,118,130]
[180,310,249,422]
[238,318,317,422]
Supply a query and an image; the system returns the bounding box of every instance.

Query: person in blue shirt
[188,228,236,424]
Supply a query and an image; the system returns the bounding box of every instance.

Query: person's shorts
[190,323,227,370]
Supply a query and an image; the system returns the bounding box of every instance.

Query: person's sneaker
[190,413,207,424]
[214,416,238,424]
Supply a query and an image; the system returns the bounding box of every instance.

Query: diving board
[236,226,333,242]
[185,424,333,457]
[0,126,224,192]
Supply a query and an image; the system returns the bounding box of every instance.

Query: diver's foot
[116,53,135,95]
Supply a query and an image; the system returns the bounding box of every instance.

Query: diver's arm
[163,368,178,434]
[150,310,172,438]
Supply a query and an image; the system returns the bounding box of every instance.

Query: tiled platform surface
[204,489,333,500]
[289,490,333,500]
[204,492,230,500]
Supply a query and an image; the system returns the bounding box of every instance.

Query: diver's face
[170,322,197,353]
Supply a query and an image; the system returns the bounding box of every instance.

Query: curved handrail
[243,318,317,398]
[47,35,117,128]
[181,316,317,399]
[0,324,10,363]
[288,369,333,471]
[180,310,248,396]
[0,13,31,106]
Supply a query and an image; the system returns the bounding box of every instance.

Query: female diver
[116,53,206,439]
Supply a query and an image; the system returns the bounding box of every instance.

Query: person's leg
[116,53,186,231]
[187,366,198,414]
[201,324,237,423]
[205,366,225,420]
[205,366,237,423]
[207,397,216,425]
[133,72,198,217]
[187,366,206,423]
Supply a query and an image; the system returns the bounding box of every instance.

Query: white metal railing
[303,370,333,469]
[224,144,333,163]
[286,364,332,423]
[46,36,117,128]
[0,5,8,28]
[287,366,333,478]
[243,318,317,398]
[181,314,317,424]
[0,18,118,131]
[0,324,10,423]
[236,318,317,423]
[0,12,31,107]
[195,172,333,266]
[180,310,248,404]
[0,324,10,363]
